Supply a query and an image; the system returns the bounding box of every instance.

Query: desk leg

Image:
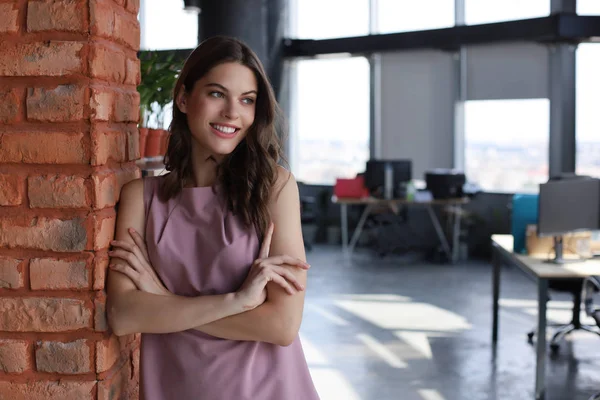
[535,278,549,400]
[452,206,462,263]
[341,204,348,254]
[492,248,501,343]
[348,204,373,254]
[426,205,452,262]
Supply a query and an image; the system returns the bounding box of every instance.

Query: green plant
[138,52,183,128]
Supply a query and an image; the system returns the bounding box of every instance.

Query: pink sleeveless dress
[140,175,319,400]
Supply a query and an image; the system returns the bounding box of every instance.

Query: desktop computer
[537,176,600,264]
[364,160,412,199]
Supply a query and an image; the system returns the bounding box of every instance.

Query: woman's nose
[221,99,239,119]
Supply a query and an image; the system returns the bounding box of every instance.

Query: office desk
[332,196,468,262]
[491,234,600,400]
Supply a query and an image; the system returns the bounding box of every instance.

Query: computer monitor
[537,176,600,263]
[364,160,412,198]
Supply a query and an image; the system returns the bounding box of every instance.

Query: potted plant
[138,52,182,158]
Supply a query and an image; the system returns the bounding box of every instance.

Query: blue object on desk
[511,194,539,254]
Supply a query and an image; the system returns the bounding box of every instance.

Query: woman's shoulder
[271,166,299,205]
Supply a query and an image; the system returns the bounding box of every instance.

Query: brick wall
[0,0,141,398]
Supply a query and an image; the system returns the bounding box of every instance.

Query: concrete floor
[299,245,600,400]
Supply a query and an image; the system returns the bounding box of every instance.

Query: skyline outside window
[576,43,600,178]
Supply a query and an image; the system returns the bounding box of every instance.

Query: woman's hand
[109,228,172,296]
[235,223,310,311]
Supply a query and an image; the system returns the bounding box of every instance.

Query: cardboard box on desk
[525,224,592,258]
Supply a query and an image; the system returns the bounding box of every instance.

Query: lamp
[183,0,200,14]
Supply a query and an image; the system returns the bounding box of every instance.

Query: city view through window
[291,0,599,192]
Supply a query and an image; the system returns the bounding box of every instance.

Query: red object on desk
[334,176,369,198]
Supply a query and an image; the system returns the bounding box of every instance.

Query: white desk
[491,234,600,399]
[333,196,468,263]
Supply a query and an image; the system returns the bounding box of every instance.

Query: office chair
[528,278,600,352]
[583,276,600,400]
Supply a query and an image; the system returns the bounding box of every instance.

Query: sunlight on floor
[334,298,472,332]
[356,333,408,368]
[418,388,446,400]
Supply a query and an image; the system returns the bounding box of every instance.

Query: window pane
[576,44,600,178]
[377,0,454,34]
[465,0,549,25]
[291,0,369,39]
[291,57,370,185]
[578,0,600,15]
[464,99,549,193]
[141,0,198,50]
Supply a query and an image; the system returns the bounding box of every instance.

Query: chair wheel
[527,332,535,340]
[550,343,560,353]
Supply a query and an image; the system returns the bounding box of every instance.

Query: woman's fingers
[270,265,304,291]
[109,263,141,285]
[263,270,295,295]
[108,249,144,273]
[258,222,274,259]
[127,228,150,262]
[271,255,310,269]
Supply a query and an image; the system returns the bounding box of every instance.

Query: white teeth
[212,124,236,134]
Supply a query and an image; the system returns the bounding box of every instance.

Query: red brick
[0,256,24,289]
[0,217,87,252]
[91,130,127,166]
[90,45,125,83]
[0,381,95,400]
[0,132,88,164]
[98,357,131,400]
[0,42,84,76]
[27,0,86,32]
[26,85,85,122]
[94,215,116,250]
[0,89,21,123]
[127,126,140,160]
[0,173,23,206]
[92,171,118,208]
[114,90,139,122]
[0,297,91,332]
[93,254,109,290]
[0,340,31,373]
[90,1,116,38]
[116,163,141,188]
[95,297,107,331]
[90,87,113,121]
[114,13,140,50]
[125,57,140,85]
[36,339,91,374]
[30,258,89,290]
[96,336,120,372]
[125,0,139,14]
[0,3,18,33]
[28,175,89,208]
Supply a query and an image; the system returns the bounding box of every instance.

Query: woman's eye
[209,91,224,98]
[242,98,255,105]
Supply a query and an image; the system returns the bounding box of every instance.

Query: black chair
[583,276,600,400]
[528,278,600,352]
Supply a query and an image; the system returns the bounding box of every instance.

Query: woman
[107,36,320,400]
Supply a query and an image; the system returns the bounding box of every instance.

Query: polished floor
[299,246,600,400]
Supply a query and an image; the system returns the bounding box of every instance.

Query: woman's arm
[193,167,309,346]
[106,179,244,336]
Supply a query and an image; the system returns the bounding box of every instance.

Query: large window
[578,0,600,15]
[377,0,454,34]
[140,0,198,50]
[291,57,370,185]
[464,99,550,193]
[576,44,600,178]
[290,0,369,39]
[465,0,549,25]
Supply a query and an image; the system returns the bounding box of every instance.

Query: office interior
[137,1,600,399]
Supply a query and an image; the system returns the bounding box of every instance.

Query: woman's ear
[175,86,188,114]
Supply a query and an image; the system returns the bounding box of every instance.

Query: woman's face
[177,62,258,157]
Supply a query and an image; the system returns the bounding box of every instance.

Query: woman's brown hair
[160,36,284,239]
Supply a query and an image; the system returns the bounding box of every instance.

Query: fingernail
[304,263,311,269]
[128,228,135,233]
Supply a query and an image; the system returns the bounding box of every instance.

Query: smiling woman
[107,36,320,400]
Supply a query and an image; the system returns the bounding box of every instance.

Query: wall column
[0,0,141,398]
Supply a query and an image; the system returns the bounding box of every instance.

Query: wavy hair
[159,36,285,239]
